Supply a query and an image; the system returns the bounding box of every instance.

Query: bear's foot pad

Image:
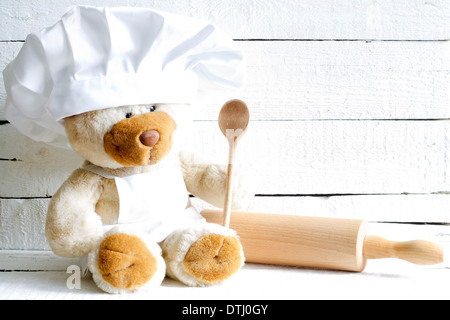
[98,233,157,290]
[183,234,243,284]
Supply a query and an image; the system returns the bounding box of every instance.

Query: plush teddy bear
[3,6,251,293]
[46,103,251,293]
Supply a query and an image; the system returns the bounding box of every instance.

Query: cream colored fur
[179,151,254,209]
[46,168,104,257]
[46,103,252,293]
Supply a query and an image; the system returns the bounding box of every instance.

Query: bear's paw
[183,233,244,285]
[89,232,165,294]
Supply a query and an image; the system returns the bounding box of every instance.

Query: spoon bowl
[219,99,250,142]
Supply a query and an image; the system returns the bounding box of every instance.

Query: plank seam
[376,221,450,226]
[254,193,448,197]
[193,119,450,122]
[233,39,450,42]
[0,197,52,199]
[3,120,450,125]
[1,39,449,43]
[3,193,449,200]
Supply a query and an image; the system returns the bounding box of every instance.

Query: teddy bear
[45,103,251,293]
[2,6,251,293]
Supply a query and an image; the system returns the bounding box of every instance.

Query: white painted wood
[190,195,450,223]
[0,250,79,271]
[2,41,450,121]
[0,42,22,120]
[0,262,449,299]
[221,40,450,121]
[188,120,450,195]
[0,0,449,279]
[0,124,84,198]
[1,120,449,197]
[0,199,50,250]
[0,0,448,41]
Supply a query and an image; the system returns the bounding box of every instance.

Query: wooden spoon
[218,99,250,228]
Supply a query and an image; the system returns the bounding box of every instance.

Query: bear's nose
[139,130,160,147]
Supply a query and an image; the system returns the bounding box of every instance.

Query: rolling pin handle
[363,235,444,265]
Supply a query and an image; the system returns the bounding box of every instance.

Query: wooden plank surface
[0,261,449,299]
[1,119,449,197]
[187,120,450,195]
[0,221,448,300]
[1,41,449,121]
[0,0,449,41]
[1,0,449,272]
[191,195,450,224]
[0,250,78,271]
[0,199,50,250]
[194,40,450,121]
[0,124,83,198]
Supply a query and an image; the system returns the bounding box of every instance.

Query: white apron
[84,157,203,243]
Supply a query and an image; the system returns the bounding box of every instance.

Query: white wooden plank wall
[0,0,449,270]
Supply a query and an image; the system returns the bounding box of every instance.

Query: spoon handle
[223,136,237,228]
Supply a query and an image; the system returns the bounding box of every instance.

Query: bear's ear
[64,110,126,169]
[64,114,85,146]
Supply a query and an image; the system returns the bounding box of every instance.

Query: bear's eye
[125,112,132,118]
[149,105,156,112]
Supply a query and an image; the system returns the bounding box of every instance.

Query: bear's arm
[45,168,104,258]
[179,151,253,209]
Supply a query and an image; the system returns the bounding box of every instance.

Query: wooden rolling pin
[201,209,444,272]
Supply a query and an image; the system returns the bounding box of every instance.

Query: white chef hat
[3,6,244,148]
